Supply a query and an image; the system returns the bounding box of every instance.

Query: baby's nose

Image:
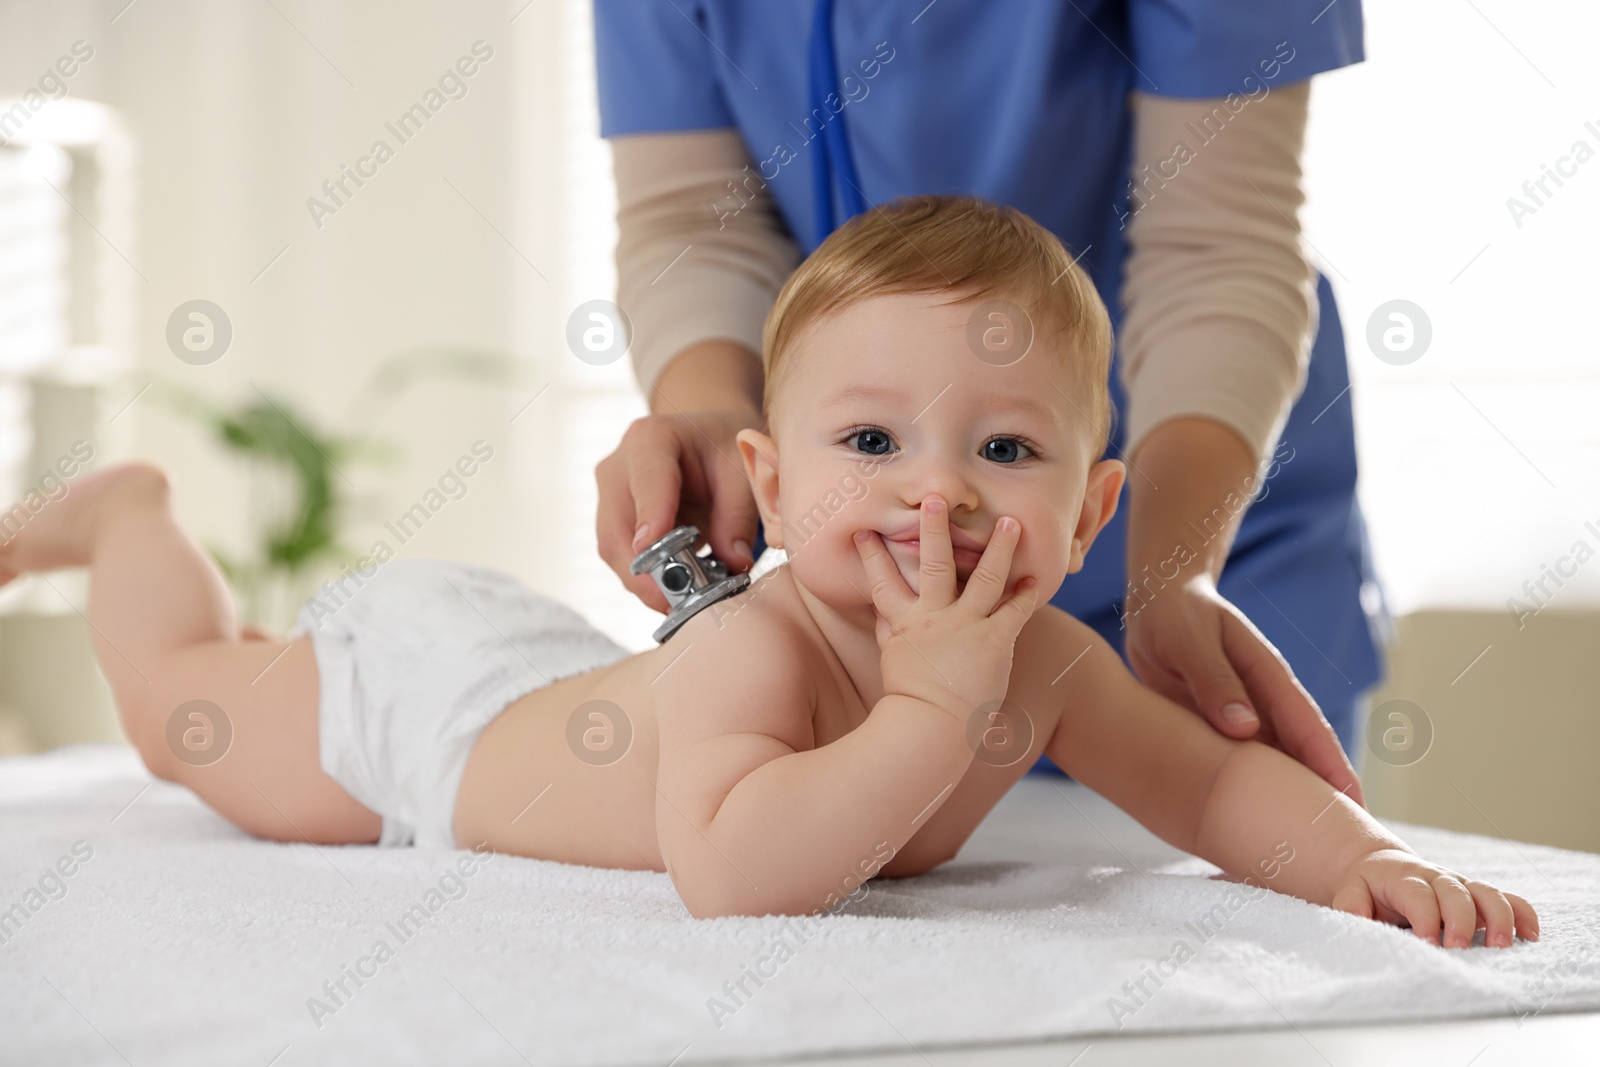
[899,464,978,514]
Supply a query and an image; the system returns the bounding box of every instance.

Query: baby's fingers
[854,529,913,618]
[993,576,1040,636]
[918,495,957,605]
[1330,878,1373,919]
[1432,874,1478,949]
[1507,891,1541,943]
[1383,874,1443,945]
[1468,882,1540,946]
[959,515,1022,615]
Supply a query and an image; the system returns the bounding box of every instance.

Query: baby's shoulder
[674,566,814,660]
[651,567,822,738]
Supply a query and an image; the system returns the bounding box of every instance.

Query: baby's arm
[1046,618,1539,946]
[655,499,1036,919]
[652,605,976,919]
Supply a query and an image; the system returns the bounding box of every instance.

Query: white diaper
[288,558,632,849]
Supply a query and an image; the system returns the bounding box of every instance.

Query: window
[1305,1,1599,617]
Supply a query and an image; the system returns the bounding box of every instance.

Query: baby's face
[739,291,1123,616]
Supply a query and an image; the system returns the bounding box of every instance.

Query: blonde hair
[760,194,1113,458]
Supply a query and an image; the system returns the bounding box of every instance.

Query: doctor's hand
[1122,572,1365,808]
[596,403,763,615]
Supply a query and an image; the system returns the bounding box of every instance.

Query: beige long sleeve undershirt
[609,78,1318,464]
[1117,80,1317,462]
[611,130,800,405]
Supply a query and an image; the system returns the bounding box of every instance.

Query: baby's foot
[0,462,169,590]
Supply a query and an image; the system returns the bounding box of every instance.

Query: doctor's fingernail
[733,539,752,562]
[1222,702,1258,726]
[633,523,651,550]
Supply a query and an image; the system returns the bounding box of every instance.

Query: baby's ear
[736,428,785,550]
[1068,458,1126,572]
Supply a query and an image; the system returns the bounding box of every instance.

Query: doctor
[591,0,1388,801]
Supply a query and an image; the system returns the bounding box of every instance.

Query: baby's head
[736,194,1125,615]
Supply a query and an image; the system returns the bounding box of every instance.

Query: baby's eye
[982,436,1034,464]
[844,427,897,457]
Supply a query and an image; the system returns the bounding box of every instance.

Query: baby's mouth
[883,536,983,567]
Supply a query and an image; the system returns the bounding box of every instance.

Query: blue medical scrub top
[595,0,1389,763]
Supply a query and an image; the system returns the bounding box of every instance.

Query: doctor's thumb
[1186,657,1260,738]
[710,494,762,572]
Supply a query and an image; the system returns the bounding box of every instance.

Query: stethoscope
[631,525,751,643]
[633,2,861,644]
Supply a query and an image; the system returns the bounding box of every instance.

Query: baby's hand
[1330,848,1540,948]
[853,494,1039,723]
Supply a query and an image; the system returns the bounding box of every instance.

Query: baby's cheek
[1019,521,1073,587]
[789,537,874,607]
[784,523,854,578]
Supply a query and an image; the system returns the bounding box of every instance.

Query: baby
[1,195,1537,946]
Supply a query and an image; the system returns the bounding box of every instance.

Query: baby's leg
[0,463,380,844]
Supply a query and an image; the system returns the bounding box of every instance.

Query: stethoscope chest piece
[629,524,751,643]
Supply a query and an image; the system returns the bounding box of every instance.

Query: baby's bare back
[452,565,1083,879]
[452,634,676,870]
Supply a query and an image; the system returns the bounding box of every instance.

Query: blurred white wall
[0,0,661,649]
[1304,0,1600,616]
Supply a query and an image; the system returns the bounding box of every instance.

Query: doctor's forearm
[611,130,799,407]
[1116,85,1315,464]
[1124,415,1257,582]
[647,339,764,418]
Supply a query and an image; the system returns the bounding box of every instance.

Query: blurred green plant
[155,347,525,628]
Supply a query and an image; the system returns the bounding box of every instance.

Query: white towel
[2,744,1596,1066]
